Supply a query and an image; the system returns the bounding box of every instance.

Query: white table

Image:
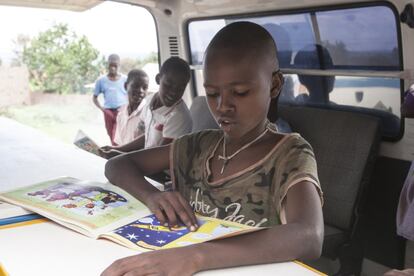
[0,117,323,276]
[0,220,322,276]
[0,117,107,190]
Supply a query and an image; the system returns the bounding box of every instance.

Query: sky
[0,1,158,65]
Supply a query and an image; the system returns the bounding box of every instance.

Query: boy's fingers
[168,195,196,230]
[152,206,167,226]
[159,199,179,227]
[107,150,119,159]
[177,195,198,228]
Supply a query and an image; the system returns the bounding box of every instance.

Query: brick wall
[0,66,30,107]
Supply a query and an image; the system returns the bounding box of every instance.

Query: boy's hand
[99,146,122,159]
[146,191,198,231]
[101,145,115,152]
[101,247,201,276]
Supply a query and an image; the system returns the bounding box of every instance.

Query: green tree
[120,52,158,74]
[141,51,158,65]
[120,57,141,74]
[21,23,105,94]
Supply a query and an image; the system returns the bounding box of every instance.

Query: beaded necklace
[217,126,270,174]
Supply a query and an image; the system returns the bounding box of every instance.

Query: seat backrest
[190,96,219,132]
[279,104,380,231]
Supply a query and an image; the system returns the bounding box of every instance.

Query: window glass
[188,4,401,139]
[189,6,399,70]
[188,19,225,65]
[316,6,399,70]
[0,2,158,145]
[279,74,401,138]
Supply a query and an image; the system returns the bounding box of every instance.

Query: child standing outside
[102,22,323,276]
[101,57,192,158]
[112,69,149,146]
[93,54,127,146]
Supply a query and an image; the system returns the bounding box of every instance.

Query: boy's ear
[155,73,161,85]
[270,71,284,98]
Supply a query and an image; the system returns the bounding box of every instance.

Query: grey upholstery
[278,105,380,231]
[190,96,219,132]
[279,104,380,275]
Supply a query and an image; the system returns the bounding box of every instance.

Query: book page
[100,214,264,251]
[73,130,101,157]
[0,177,149,237]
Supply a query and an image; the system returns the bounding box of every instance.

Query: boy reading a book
[102,22,323,276]
[100,57,192,159]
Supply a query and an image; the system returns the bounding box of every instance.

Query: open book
[73,130,101,156]
[0,177,261,251]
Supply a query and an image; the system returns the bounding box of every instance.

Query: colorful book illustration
[101,213,260,251]
[73,130,101,156]
[0,177,261,251]
[0,177,149,238]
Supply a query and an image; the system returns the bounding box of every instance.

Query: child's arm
[105,145,198,228]
[110,134,145,153]
[98,146,123,159]
[98,136,145,159]
[101,180,323,276]
[92,95,104,112]
[92,79,104,111]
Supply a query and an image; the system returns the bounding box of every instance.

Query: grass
[0,100,111,146]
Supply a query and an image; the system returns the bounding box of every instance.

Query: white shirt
[138,93,192,148]
[113,98,147,145]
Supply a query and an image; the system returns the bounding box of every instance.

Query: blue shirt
[94,75,127,109]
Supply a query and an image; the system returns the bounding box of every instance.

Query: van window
[0,2,158,145]
[188,4,402,139]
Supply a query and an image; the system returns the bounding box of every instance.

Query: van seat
[190,96,219,132]
[278,104,381,275]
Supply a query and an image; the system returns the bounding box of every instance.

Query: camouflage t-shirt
[170,130,322,227]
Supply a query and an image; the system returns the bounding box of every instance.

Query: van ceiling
[0,0,101,11]
[0,0,390,13]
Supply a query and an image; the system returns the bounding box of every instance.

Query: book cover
[0,201,33,220]
[0,202,43,227]
[101,213,261,251]
[0,177,149,237]
[73,130,101,156]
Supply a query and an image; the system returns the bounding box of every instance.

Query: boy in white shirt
[113,69,149,146]
[101,57,192,158]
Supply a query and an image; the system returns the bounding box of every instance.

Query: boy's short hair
[160,57,191,81]
[127,69,148,83]
[108,54,120,63]
[205,21,279,70]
